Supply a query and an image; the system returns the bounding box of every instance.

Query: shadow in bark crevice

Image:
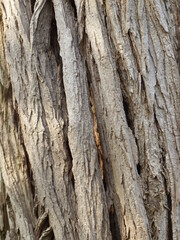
[115,47,137,136]
[68,0,77,19]
[167,192,173,240]
[5,195,19,238]
[136,163,141,175]
[35,206,55,240]
[66,137,75,190]
[50,9,61,65]
[161,150,173,240]
[121,94,134,133]
[0,82,12,104]
[109,204,121,240]
[0,180,10,239]
[31,0,36,14]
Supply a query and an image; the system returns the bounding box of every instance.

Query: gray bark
[0,0,179,239]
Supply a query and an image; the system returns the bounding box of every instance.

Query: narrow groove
[161,170,173,240]
[109,204,121,240]
[113,40,136,135]
[66,137,75,189]
[136,163,141,175]
[13,100,20,132]
[162,162,173,240]
[122,96,134,133]
[167,193,173,240]
[35,210,55,240]
[89,87,104,180]
[50,7,60,65]
[68,0,77,19]
[0,179,9,238]
[31,0,36,13]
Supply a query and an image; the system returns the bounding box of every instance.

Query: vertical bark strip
[0,0,179,239]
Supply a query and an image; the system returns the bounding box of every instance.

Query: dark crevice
[160,145,173,240]
[163,167,173,240]
[115,56,136,135]
[0,3,5,20]
[68,0,77,19]
[13,100,19,132]
[66,138,75,190]
[2,204,9,237]
[167,193,173,240]
[65,138,73,162]
[122,96,134,133]
[98,0,108,31]
[35,210,55,240]
[31,0,36,13]
[128,229,131,239]
[50,7,61,65]
[154,110,159,128]
[17,229,20,237]
[33,205,39,219]
[140,76,148,104]
[0,179,10,239]
[136,163,141,175]
[109,204,121,240]
[104,10,108,31]
[1,82,12,103]
[71,173,75,189]
[103,175,107,191]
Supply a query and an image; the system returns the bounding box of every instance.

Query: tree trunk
[0,0,179,239]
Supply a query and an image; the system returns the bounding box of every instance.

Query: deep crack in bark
[109,204,121,240]
[31,0,36,14]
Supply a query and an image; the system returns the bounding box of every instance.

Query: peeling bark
[0,0,179,239]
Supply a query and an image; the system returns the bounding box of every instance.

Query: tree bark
[0,0,179,239]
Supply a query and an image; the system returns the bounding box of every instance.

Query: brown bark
[0,0,179,239]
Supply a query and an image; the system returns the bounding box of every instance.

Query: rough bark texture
[0,0,179,239]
